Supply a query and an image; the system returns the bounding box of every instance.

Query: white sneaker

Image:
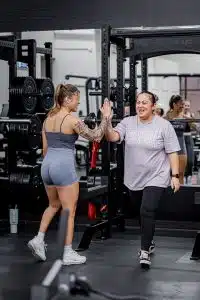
[139,250,151,268]
[27,236,47,261]
[138,241,155,256]
[149,240,155,254]
[63,249,86,266]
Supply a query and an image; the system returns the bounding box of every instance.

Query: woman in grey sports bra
[27,83,112,265]
[165,95,190,184]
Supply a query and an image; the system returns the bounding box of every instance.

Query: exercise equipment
[0,114,42,178]
[90,141,100,169]
[0,35,54,229]
[9,76,38,116]
[77,143,125,250]
[35,78,54,112]
[84,112,97,129]
[0,115,41,150]
[0,113,43,229]
[9,76,55,118]
[75,143,89,167]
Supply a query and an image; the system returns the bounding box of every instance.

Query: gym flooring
[0,230,199,299]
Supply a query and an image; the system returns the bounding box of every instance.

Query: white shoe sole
[27,241,46,262]
[63,258,86,266]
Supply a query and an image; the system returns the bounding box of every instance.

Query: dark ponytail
[48,83,80,117]
[165,95,182,120]
[169,95,182,110]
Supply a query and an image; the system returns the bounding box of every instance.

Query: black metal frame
[101,24,200,257]
[0,35,53,231]
[77,26,113,250]
[101,24,200,129]
[75,27,127,251]
[129,39,137,116]
[141,55,148,91]
[111,26,200,38]
[0,35,52,81]
[16,39,53,79]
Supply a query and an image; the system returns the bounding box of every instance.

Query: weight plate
[22,173,31,185]
[9,76,38,116]
[39,78,54,111]
[22,77,38,114]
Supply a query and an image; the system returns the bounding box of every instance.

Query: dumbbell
[84,112,97,129]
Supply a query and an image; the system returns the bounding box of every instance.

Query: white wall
[53,30,98,115]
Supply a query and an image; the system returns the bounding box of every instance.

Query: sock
[37,232,45,241]
[64,244,72,253]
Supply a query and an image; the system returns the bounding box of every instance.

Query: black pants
[129,186,165,251]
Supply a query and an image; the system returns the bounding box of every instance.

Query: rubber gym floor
[0,228,199,300]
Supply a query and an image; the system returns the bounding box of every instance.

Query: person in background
[184,100,195,118]
[165,95,190,184]
[105,91,180,268]
[27,83,111,265]
[183,100,195,180]
[155,107,164,117]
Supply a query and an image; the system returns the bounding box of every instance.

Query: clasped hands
[99,98,113,119]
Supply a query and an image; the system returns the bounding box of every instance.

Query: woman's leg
[129,189,143,227]
[57,182,79,245]
[57,182,86,265]
[139,186,164,267]
[38,186,61,233]
[27,186,61,261]
[179,154,187,184]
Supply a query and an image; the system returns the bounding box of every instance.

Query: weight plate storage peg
[9,76,38,116]
[3,115,42,151]
[35,78,55,112]
[28,115,43,151]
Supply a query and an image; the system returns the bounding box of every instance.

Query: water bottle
[9,205,18,234]
[187,176,192,185]
[191,167,198,185]
[198,168,200,185]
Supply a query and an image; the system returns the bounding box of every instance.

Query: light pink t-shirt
[114,115,181,191]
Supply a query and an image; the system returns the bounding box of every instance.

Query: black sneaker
[139,250,151,268]
[149,240,155,254]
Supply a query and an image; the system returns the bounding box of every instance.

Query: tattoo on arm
[107,119,113,131]
[74,117,109,142]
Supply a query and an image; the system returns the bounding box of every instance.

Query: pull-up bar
[111,25,200,38]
